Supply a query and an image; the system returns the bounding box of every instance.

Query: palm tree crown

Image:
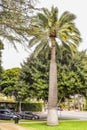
[28,6,81,55]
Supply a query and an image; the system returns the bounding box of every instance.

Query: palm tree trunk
[47,37,58,126]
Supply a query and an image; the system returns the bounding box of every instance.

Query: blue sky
[2,0,87,69]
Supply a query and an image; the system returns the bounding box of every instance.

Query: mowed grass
[20,120,87,130]
[0,119,87,130]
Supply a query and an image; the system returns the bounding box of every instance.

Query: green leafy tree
[20,47,87,106]
[27,6,81,125]
[70,51,87,95]
[58,49,87,104]
[0,68,20,96]
[20,53,49,101]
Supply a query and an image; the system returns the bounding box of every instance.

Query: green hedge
[21,102,43,112]
[0,101,43,112]
[0,101,18,110]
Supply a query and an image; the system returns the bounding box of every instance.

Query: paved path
[40,110,87,120]
[0,123,28,130]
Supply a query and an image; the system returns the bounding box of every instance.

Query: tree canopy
[0,0,38,47]
[19,47,87,102]
[0,68,20,96]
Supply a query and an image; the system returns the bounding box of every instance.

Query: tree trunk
[19,100,21,112]
[47,37,58,126]
[85,96,87,110]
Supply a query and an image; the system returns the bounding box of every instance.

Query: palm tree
[28,6,81,125]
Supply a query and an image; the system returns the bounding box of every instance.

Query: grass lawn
[19,120,87,130]
[0,119,87,130]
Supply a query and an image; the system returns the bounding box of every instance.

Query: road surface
[39,110,87,120]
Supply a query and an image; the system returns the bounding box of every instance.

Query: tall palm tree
[28,6,81,125]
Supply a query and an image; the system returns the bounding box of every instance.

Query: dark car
[18,111,40,120]
[0,109,20,120]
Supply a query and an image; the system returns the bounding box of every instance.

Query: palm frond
[59,11,76,27]
[0,40,4,49]
[62,41,71,50]
[42,8,51,17]
[69,35,82,45]
[28,37,40,47]
[51,6,58,21]
[58,21,82,47]
[37,13,48,28]
[62,39,78,56]
[51,6,58,27]
[28,25,43,37]
[31,40,48,57]
[42,44,51,59]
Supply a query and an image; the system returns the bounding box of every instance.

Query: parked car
[18,111,40,120]
[0,109,20,120]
